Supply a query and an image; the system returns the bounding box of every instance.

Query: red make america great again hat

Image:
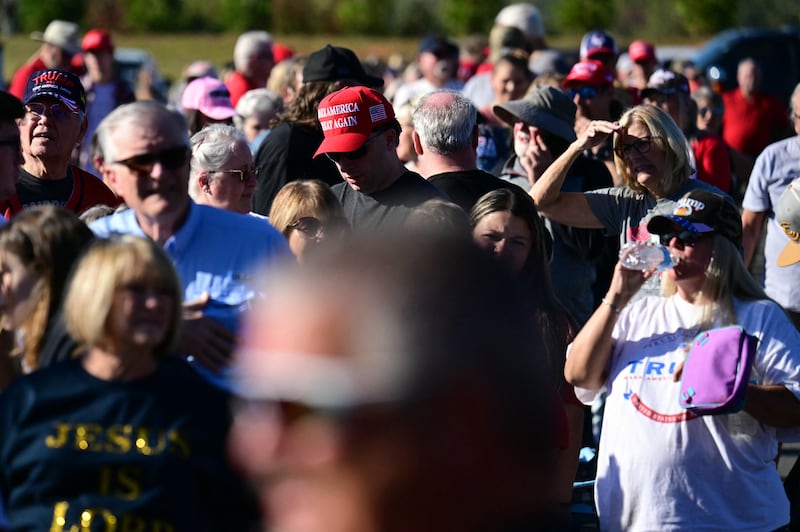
[314,86,395,157]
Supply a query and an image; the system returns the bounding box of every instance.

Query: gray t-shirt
[742,136,800,312]
[585,179,723,299]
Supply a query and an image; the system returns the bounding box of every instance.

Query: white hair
[233,88,283,129]
[233,31,273,71]
[96,100,189,164]
[188,124,248,200]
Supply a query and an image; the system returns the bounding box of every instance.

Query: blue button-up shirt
[90,202,292,387]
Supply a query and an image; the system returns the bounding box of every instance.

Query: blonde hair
[268,180,346,237]
[661,235,770,329]
[64,235,182,358]
[614,105,693,197]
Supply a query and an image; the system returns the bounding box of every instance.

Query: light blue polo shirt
[90,202,292,388]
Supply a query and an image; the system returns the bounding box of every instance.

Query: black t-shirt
[428,169,526,212]
[16,168,74,207]
[0,357,256,531]
[333,170,446,231]
[252,122,342,215]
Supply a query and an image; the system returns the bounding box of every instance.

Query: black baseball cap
[302,45,383,88]
[647,189,742,245]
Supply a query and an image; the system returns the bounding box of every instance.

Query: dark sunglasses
[659,230,710,247]
[567,86,598,100]
[210,166,256,182]
[112,146,190,174]
[614,136,657,159]
[325,132,383,163]
[288,216,348,239]
[697,106,723,117]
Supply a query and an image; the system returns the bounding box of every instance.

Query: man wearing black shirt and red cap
[252,44,384,215]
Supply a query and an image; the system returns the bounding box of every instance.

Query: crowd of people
[0,5,799,531]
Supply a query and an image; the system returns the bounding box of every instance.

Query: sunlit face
[242,114,271,144]
[0,122,23,201]
[19,96,87,166]
[737,61,758,95]
[396,119,416,165]
[229,288,392,532]
[248,44,275,82]
[105,117,191,223]
[695,97,723,134]
[568,83,612,122]
[107,279,175,353]
[285,214,347,264]
[202,141,256,214]
[791,94,800,136]
[84,49,115,81]
[643,92,682,128]
[491,61,530,103]
[40,42,67,69]
[617,121,665,193]
[661,226,715,290]
[0,250,40,330]
[472,210,532,276]
[331,130,394,194]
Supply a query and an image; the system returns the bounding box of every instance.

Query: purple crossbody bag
[678,325,758,415]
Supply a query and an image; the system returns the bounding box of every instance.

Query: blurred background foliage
[8,0,800,40]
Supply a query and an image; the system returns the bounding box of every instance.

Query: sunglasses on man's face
[111,146,190,175]
[658,230,711,247]
[567,86,598,100]
[325,132,383,164]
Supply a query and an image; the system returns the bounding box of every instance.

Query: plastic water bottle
[619,242,676,271]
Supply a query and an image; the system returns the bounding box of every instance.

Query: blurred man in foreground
[230,233,567,532]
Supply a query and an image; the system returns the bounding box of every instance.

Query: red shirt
[722,89,788,157]
[224,71,258,108]
[1,166,122,220]
[9,58,85,100]
[691,132,732,193]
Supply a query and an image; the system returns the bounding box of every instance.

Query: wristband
[601,297,622,314]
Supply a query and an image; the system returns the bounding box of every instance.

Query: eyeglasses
[697,106,723,117]
[25,101,82,121]
[567,86,598,100]
[210,166,256,182]
[614,136,659,159]
[111,146,190,175]
[288,216,348,239]
[325,132,383,163]
[658,230,711,247]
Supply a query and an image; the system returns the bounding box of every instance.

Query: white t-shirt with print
[575,294,800,531]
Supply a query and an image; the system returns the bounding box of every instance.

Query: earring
[203,187,211,194]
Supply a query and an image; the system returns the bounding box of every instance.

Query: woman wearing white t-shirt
[566,188,800,531]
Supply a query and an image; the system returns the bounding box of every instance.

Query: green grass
[2,33,423,84]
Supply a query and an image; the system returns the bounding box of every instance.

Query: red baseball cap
[564,60,614,88]
[82,29,114,53]
[628,40,656,63]
[314,86,395,157]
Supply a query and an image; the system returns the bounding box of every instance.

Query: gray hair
[791,82,800,109]
[233,88,283,129]
[412,90,476,155]
[188,124,248,200]
[233,31,273,71]
[96,100,189,164]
